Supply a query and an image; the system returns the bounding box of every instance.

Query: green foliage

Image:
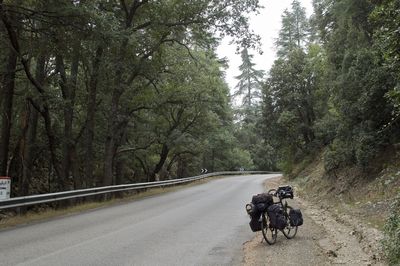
[318,0,396,170]
[276,146,296,174]
[231,46,268,170]
[371,0,400,132]
[313,113,337,145]
[262,42,325,171]
[228,147,254,171]
[251,142,277,171]
[323,139,354,173]
[276,0,310,57]
[260,0,400,176]
[0,0,264,194]
[382,193,400,265]
[233,48,265,109]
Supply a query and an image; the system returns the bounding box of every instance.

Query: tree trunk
[85,46,103,187]
[151,144,169,182]
[0,48,17,176]
[115,131,127,185]
[56,41,80,191]
[71,146,81,189]
[102,61,124,186]
[102,2,137,186]
[16,55,45,213]
[177,157,188,179]
[103,136,116,186]
[20,101,39,196]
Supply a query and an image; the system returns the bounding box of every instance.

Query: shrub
[382,193,400,265]
[313,114,338,145]
[354,129,382,169]
[323,139,354,173]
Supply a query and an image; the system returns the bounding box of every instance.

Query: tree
[371,0,400,133]
[259,0,331,172]
[0,3,17,176]
[231,48,265,170]
[233,48,265,112]
[315,0,395,169]
[276,0,310,58]
[98,0,262,186]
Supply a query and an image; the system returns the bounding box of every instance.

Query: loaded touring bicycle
[246,185,303,245]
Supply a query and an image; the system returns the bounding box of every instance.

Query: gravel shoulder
[242,176,385,266]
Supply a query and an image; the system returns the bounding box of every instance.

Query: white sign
[0,177,11,200]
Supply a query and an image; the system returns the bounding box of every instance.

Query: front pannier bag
[246,203,260,219]
[252,193,274,206]
[247,193,274,232]
[251,193,274,213]
[267,204,286,230]
[249,217,263,232]
[289,208,303,226]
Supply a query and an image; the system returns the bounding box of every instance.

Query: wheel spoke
[261,213,277,245]
[282,205,298,239]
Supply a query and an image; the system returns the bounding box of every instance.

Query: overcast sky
[217,0,314,90]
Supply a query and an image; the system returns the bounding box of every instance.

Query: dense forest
[0,0,262,197]
[1,0,400,197]
[257,0,400,177]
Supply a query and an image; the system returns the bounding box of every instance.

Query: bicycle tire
[261,212,277,245]
[282,205,298,239]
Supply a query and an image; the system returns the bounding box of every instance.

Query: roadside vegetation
[252,1,400,263]
[382,194,400,265]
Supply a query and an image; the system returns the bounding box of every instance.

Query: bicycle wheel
[282,205,298,239]
[261,213,277,245]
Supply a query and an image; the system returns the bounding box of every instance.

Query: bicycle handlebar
[268,186,294,200]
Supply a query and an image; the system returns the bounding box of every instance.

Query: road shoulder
[242,176,385,266]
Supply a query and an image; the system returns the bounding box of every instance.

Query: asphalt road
[0,174,279,266]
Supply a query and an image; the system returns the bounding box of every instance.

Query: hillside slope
[243,176,385,265]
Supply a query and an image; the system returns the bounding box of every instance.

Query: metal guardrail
[0,171,279,210]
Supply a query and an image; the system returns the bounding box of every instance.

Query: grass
[0,177,214,230]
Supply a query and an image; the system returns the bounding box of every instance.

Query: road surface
[0,174,277,266]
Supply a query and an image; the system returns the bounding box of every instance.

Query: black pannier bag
[267,204,287,230]
[247,193,274,232]
[256,203,268,213]
[246,203,262,221]
[249,217,263,232]
[251,193,274,207]
[289,208,303,226]
[246,203,260,219]
[246,203,256,216]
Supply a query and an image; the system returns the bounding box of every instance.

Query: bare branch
[119,0,129,19]
[116,140,156,155]
[164,38,198,61]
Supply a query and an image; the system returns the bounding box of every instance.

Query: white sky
[217,0,314,90]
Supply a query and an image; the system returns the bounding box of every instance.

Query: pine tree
[276,0,309,58]
[233,48,264,114]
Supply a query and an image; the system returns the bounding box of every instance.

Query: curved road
[0,174,278,266]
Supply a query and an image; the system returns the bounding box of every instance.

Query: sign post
[0,177,11,200]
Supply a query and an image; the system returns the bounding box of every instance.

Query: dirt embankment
[243,177,385,266]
